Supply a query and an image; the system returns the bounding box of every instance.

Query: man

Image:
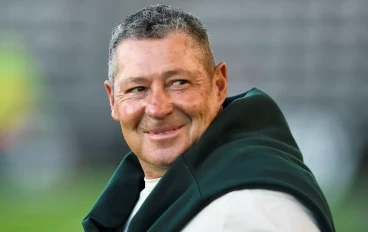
[83,5,335,232]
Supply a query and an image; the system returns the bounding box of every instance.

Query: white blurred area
[285,109,358,204]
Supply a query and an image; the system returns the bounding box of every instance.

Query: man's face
[105,32,227,178]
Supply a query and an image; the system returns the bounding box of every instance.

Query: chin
[150,148,184,167]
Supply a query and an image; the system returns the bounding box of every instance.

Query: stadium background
[0,1,367,231]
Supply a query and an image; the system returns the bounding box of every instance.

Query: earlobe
[104,80,119,121]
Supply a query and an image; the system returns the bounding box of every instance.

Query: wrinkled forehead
[114,33,207,78]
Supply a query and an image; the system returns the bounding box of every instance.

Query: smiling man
[83,5,335,232]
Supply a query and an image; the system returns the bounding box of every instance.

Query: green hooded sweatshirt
[82,88,335,232]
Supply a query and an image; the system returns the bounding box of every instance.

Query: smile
[147,126,183,138]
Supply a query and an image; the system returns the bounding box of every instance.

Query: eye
[128,86,147,93]
[172,80,188,86]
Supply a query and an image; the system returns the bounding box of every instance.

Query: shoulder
[183,189,320,232]
[224,189,320,231]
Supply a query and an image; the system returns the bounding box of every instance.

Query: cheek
[175,93,201,115]
[118,102,145,129]
[175,91,211,120]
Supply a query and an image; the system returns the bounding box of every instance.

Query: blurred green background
[1,1,367,231]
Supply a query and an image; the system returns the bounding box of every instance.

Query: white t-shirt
[123,178,320,232]
[122,177,160,232]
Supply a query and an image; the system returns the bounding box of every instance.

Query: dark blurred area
[0,1,367,231]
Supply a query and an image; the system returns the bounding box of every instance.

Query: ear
[213,62,228,105]
[104,80,119,121]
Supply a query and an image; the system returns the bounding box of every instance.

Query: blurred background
[0,0,367,231]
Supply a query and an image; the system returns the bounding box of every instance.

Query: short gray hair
[108,4,215,87]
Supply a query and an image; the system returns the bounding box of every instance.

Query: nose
[145,88,174,119]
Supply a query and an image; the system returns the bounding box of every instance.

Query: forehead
[114,33,204,78]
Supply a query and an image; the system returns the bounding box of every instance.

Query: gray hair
[108,4,215,87]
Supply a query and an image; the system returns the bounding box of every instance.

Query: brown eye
[129,86,146,93]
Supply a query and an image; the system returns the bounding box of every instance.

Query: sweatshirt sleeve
[181,189,320,232]
[222,189,320,232]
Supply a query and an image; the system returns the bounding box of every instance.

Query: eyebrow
[162,68,188,78]
[120,68,190,86]
[120,76,148,87]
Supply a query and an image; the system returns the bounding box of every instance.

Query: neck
[139,159,167,179]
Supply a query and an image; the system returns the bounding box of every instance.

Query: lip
[146,125,183,138]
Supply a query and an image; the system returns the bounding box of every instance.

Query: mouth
[146,126,183,137]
